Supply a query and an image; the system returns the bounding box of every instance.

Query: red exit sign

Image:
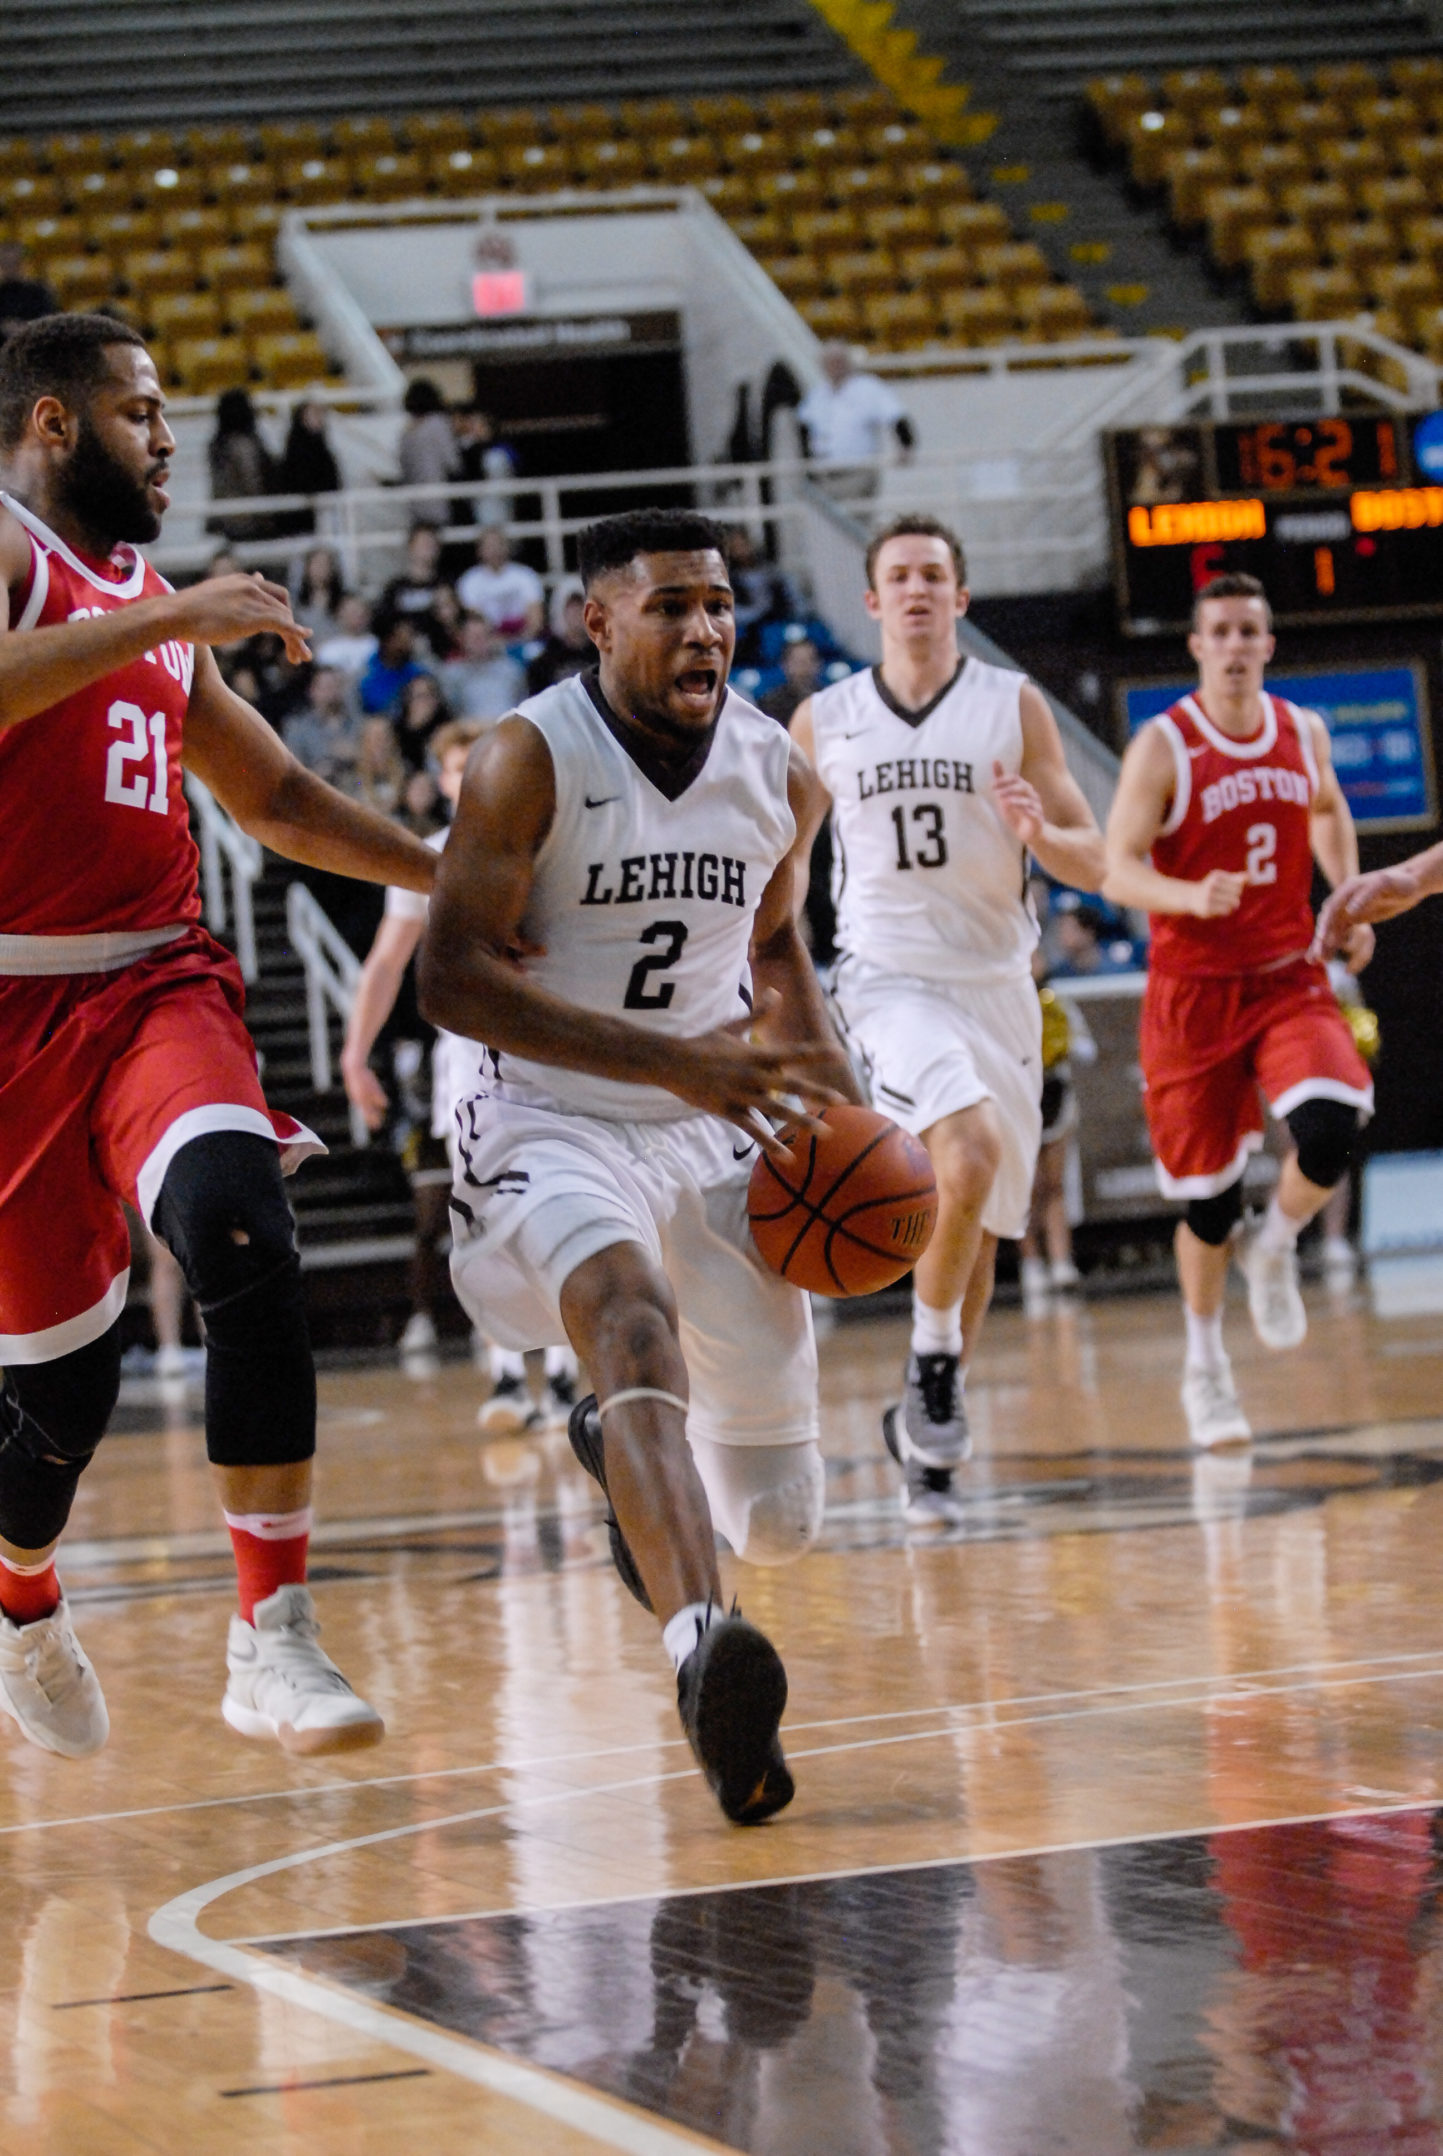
[472,270,529,317]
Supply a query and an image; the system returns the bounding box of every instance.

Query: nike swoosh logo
[842,729,866,739]
[584,794,620,808]
[733,1141,755,1160]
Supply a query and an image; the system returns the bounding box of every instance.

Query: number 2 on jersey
[104,699,169,816]
[624,919,689,1009]
[890,801,948,871]
[1244,821,1277,885]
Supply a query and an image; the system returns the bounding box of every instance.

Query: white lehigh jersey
[486,670,796,1122]
[810,656,1038,984]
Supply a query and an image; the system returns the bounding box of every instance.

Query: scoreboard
[1105,412,1443,635]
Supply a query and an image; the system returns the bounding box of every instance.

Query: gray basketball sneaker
[0,1594,109,1758]
[882,1407,967,1526]
[884,1352,972,1470]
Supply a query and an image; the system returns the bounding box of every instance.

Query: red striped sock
[223,1508,312,1623]
[0,1553,61,1626]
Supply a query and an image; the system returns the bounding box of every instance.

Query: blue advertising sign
[1121,665,1436,833]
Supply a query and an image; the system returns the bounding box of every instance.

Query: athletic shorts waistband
[0,924,189,975]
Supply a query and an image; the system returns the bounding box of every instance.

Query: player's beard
[56,415,163,548]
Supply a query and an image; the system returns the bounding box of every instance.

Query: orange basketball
[747,1104,938,1298]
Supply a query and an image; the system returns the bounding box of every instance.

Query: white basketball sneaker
[1181,1360,1252,1449]
[223,1585,384,1755]
[1239,1231,1308,1350]
[0,1594,110,1758]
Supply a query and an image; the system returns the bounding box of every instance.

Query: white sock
[1185,1308,1227,1373]
[663,1600,719,1674]
[544,1344,578,1380]
[1257,1194,1302,1253]
[911,1293,963,1359]
[488,1346,526,1383]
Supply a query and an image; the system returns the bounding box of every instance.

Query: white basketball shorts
[831,957,1043,1241]
[448,1097,818,1451]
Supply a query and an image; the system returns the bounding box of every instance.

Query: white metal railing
[183,773,263,981]
[285,880,367,1145]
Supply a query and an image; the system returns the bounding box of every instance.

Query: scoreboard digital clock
[1105,412,1443,635]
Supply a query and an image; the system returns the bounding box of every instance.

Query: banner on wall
[1119,664,1437,833]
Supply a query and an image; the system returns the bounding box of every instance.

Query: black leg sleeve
[0,1324,122,1548]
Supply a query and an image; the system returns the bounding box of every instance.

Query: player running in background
[1104,573,1374,1449]
[0,315,438,1760]
[792,516,1105,1523]
[340,717,579,1427]
[420,509,858,1823]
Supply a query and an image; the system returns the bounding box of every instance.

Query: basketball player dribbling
[1104,573,1374,1448]
[791,516,1106,1523]
[0,315,439,1759]
[420,508,859,1823]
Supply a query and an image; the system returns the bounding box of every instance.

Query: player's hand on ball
[990,760,1045,847]
[1312,867,1421,959]
[171,573,313,665]
[1190,869,1246,918]
[663,995,847,1154]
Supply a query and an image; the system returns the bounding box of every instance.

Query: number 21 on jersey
[104,698,169,816]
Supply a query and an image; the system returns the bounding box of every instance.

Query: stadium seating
[1089,58,1443,360]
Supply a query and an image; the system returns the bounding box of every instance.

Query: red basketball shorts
[0,928,321,1364]
[1140,958,1373,1200]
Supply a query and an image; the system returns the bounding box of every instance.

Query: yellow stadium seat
[897,244,975,289]
[113,130,178,171]
[1199,104,1270,162]
[227,201,285,244]
[1016,283,1094,338]
[731,209,789,252]
[826,247,897,295]
[975,239,1051,292]
[548,104,619,141]
[695,172,751,217]
[1324,219,1395,280]
[476,106,542,147]
[1391,57,1443,97]
[571,139,647,186]
[121,247,197,298]
[249,330,335,388]
[1279,179,1352,234]
[1161,68,1229,115]
[1368,259,1440,321]
[720,130,792,176]
[1123,109,1194,190]
[795,292,861,338]
[1085,74,1151,147]
[165,206,231,253]
[1353,95,1420,152]
[755,168,827,217]
[937,284,1013,343]
[1331,138,1389,202]
[199,242,272,294]
[134,165,207,212]
[224,286,300,337]
[1237,142,1309,199]
[762,89,830,131]
[649,136,717,184]
[899,160,972,207]
[212,161,280,206]
[1407,304,1443,361]
[1398,137,1443,190]
[1312,61,1379,110]
[278,157,352,206]
[500,142,569,188]
[424,146,501,194]
[1,174,62,217]
[16,213,83,255]
[1404,213,1443,266]
[1165,146,1230,227]
[184,125,253,164]
[44,132,110,174]
[861,203,935,250]
[620,98,688,137]
[0,138,35,180]
[1271,98,1348,150]
[833,87,903,129]
[353,151,426,202]
[172,335,250,394]
[763,253,826,303]
[1243,223,1318,309]
[146,289,224,341]
[259,120,329,162]
[794,125,867,170]
[81,207,165,253]
[861,289,938,347]
[1239,65,1304,110]
[793,207,861,252]
[1202,181,1274,268]
[691,95,762,135]
[936,200,1010,246]
[831,163,903,211]
[862,120,932,165]
[401,111,472,154]
[1284,263,1364,318]
[333,115,395,155]
[1358,173,1429,227]
[64,169,124,216]
[46,254,121,308]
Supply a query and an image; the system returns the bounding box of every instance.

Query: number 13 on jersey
[890,801,949,871]
[104,698,170,816]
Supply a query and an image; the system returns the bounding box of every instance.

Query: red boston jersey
[1147,691,1319,977]
[0,493,200,937]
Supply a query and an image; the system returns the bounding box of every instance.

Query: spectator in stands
[398,376,458,528]
[315,591,378,679]
[725,528,793,660]
[275,399,342,534]
[378,526,453,657]
[760,634,822,727]
[282,665,360,788]
[455,525,544,641]
[441,610,526,720]
[206,388,281,540]
[525,582,592,695]
[396,764,444,838]
[349,716,406,817]
[429,581,462,658]
[797,342,914,506]
[0,243,57,344]
[454,405,519,527]
[394,671,450,773]
[289,544,345,637]
[357,612,426,717]
[225,629,304,725]
[205,545,244,580]
[1047,893,1136,979]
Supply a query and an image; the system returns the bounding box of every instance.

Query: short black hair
[576,508,730,589]
[865,513,967,589]
[1192,570,1272,628]
[0,312,147,450]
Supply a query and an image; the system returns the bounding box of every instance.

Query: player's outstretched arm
[1102,722,1245,919]
[1303,713,1373,972]
[1313,845,1443,957]
[748,740,861,1103]
[341,912,425,1132]
[418,718,848,1142]
[183,646,436,892]
[997,684,1108,891]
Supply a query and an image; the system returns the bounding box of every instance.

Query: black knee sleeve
[1285,1097,1360,1192]
[0,1324,121,1548]
[152,1132,315,1469]
[1186,1182,1245,1247]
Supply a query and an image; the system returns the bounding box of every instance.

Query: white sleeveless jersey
[810,657,1038,984]
[488,671,795,1121]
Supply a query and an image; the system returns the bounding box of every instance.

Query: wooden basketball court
[6,1279,1443,2153]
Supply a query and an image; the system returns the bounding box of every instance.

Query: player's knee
[152,1131,299,1310]
[562,1249,679,1381]
[1286,1098,1360,1191]
[1185,1184,1244,1248]
[696,1441,826,1568]
[929,1116,1001,1204]
[0,1327,122,1547]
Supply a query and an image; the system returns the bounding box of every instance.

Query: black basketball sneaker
[567,1394,652,1610]
[676,1610,794,1825]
